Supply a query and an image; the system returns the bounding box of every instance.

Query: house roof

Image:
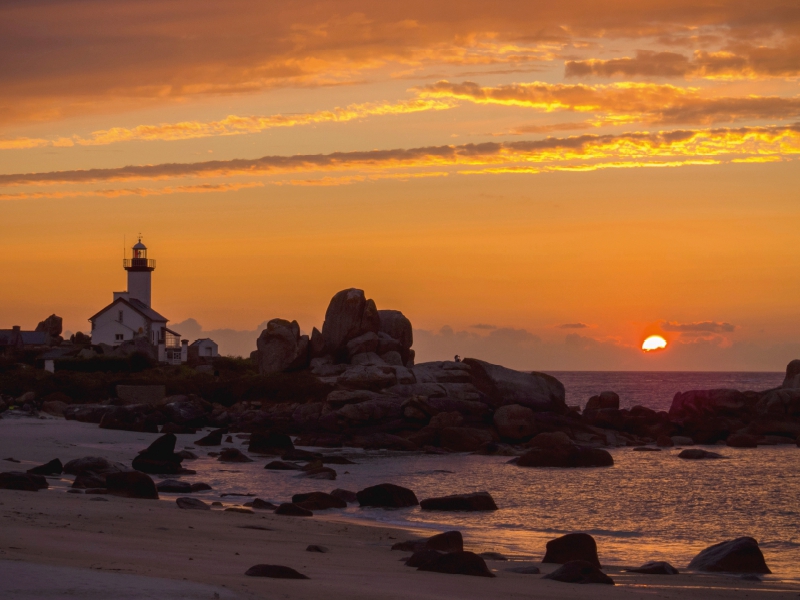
[0,330,22,347]
[190,338,217,347]
[89,297,169,323]
[20,332,49,346]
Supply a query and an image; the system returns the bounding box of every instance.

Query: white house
[189,338,219,361]
[89,238,192,364]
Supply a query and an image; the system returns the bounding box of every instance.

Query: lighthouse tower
[123,237,155,307]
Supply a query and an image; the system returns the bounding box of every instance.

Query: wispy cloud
[661,320,737,333]
[558,322,589,329]
[470,323,498,329]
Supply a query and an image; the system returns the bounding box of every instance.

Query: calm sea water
[550,371,784,411]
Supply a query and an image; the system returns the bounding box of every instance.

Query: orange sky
[1,1,799,369]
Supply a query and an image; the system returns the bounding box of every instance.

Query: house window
[118,310,124,323]
[115,334,124,341]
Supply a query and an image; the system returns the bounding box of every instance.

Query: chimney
[12,326,20,332]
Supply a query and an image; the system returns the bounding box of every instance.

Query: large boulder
[678,449,724,460]
[584,392,620,412]
[462,359,567,413]
[0,472,48,491]
[292,492,347,510]
[321,289,380,358]
[688,537,771,573]
[516,442,613,468]
[64,456,128,476]
[627,561,679,575]
[439,427,493,452]
[493,404,536,440]
[105,471,159,499]
[756,389,800,418]
[162,398,208,428]
[64,405,115,424]
[249,431,294,454]
[132,433,185,474]
[27,459,63,476]
[356,483,419,507]
[542,561,614,585]
[542,533,601,568]
[669,389,753,421]
[378,310,413,364]
[417,551,495,578]
[420,492,497,512]
[783,359,800,389]
[256,319,309,375]
[36,314,63,339]
[392,531,463,553]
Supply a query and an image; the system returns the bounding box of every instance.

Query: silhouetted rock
[27,458,63,475]
[378,310,413,364]
[160,423,197,435]
[274,502,313,516]
[64,405,114,424]
[106,471,158,499]
[585,391,620,412]
[256,319,310,375]
[245,564,309,579]
[64,456,128,476]
[727,433,758,448]
[298,465,337,480]
[543,560,614,584]
[292,491,347,510]
[132,433,185,474]
[417,551,495,578]
[156,479,193,493]
[439,427,494,452]
[463,358,566,413]
[479,552,507,561]
[99,405,158,433]
[306,545,329,553]
[282,448,322,462]
[190,482,212,492]
[678,449,724,460]
[493,404,536,440]
[330,488,358,503]
[506,565,541,574]
[72,472,107,489]
[783,359,800,389]
[194,428,227,446]
[542,533,601,568]
[517,444,613,468]
[0,471,48,491]
[251,498,278,510]
[688,537,771,573]
[249,431,294,454]
[162,398,208,428]
[420,492,497,512]
[627,561,679,574]
[392,531,463,553]
[405,550,444,568]
[265,460,302,470]
[656,435,675,447]
[218,448,253,462]
[321,289,380,358]
[357,483,419,507]
[176,497,210,510]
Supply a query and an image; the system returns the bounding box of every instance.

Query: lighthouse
[124,238,155,307]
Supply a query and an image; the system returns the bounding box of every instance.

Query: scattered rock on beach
[330,488,358,503]
[405,550,444,568]
[678,449,725,460]
[194,428,227,446]
[0,471,49,491]
[265,460,302,470]
[106,471,159,499]
[282,448,322,462]
[542,533,601,568]
[176,497,210,510]
[357,483,419,508]
[688,537,771,573]
[190,482,212,492]
[132,434,185,474]
[479,552,507,561]
[72,472,108,489]
[516,443,613,468]
[417,551,495,578]
[420,491,498,512]
[274,502,313,516]
[249,431,294,454]
[245,564,309,579]
[298,466,337,480]
[251,498,278,510]
[225,507,254,514]
[292,491,347,510]
[27,458,63,475]
[627,561,679,574]
[218,448,253,462]
[156,479,192,493]
[543,560,615,585]
[392,531,463,553]
[64,456,128,476]
[633,446,661,452]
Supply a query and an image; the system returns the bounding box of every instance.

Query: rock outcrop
[419,492,498,511]
[462,358,567,413]
[256,319,310,375]
[688,537,771,573]
[542,533,601,568]
[356,483,419,508]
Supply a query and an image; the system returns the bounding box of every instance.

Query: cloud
[418,80,800,126]
[661,321,737,333]
[0,182,265,202]
[558,323,588,329]
[171,318,268,358]
[1,125,798,190]
[565,45,800,80]
[470,323,497,329]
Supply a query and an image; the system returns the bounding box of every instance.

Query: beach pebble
[627,561,679,574]
[420,491,497,512]
[245,564,309,579]
[688,537,771,574]
[417,551,495,578]
[543,560,614,585]
[542,533,601,568]
[176,497,210,510]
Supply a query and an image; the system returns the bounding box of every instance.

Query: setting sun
[642,335,668,352]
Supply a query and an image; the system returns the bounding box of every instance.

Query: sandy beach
[1,417,799,600]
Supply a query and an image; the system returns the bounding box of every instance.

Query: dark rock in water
[177,450,198,460]
[627,561,679,574]
[405,550,444,568]
[72,472,108,489]
[160,423,196,435]
[190,482,212,492]
[282,448,322,462]
[176,497,210,510]
[64,456,128,476]
[251,498,278,510]
[543,560,615,585]
[417,551,495,578]
[506,565,541,574]
[585,392,620,412]
[27,458,63,475]
[320,456,356,465]
[330,488,358,503]
[420,491,497,512]
[480,552,507,561]
[218,448,253,462]
[392,531,463,553]
[688,537,771,573]
[249,431,294,454]
[274,502,313,516]
[106,471,158,499]
[156,479,192,493]
[678,449,725,460]
[194,428,227,446]
[298,466,337,480]
[132,434,184,474]
[462,358,566,413]
[633,447,661,452]
[357,483,419,508]
[265,461,302,471]
[245,564,309,579]
[517,445,613,468]
[543,533,600,568]
[656,435,675,447]
[727,433,758,448]
[292,491,347,510]
[306,545,329,553]
[225,507,254,514]
[0,471,49,491]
